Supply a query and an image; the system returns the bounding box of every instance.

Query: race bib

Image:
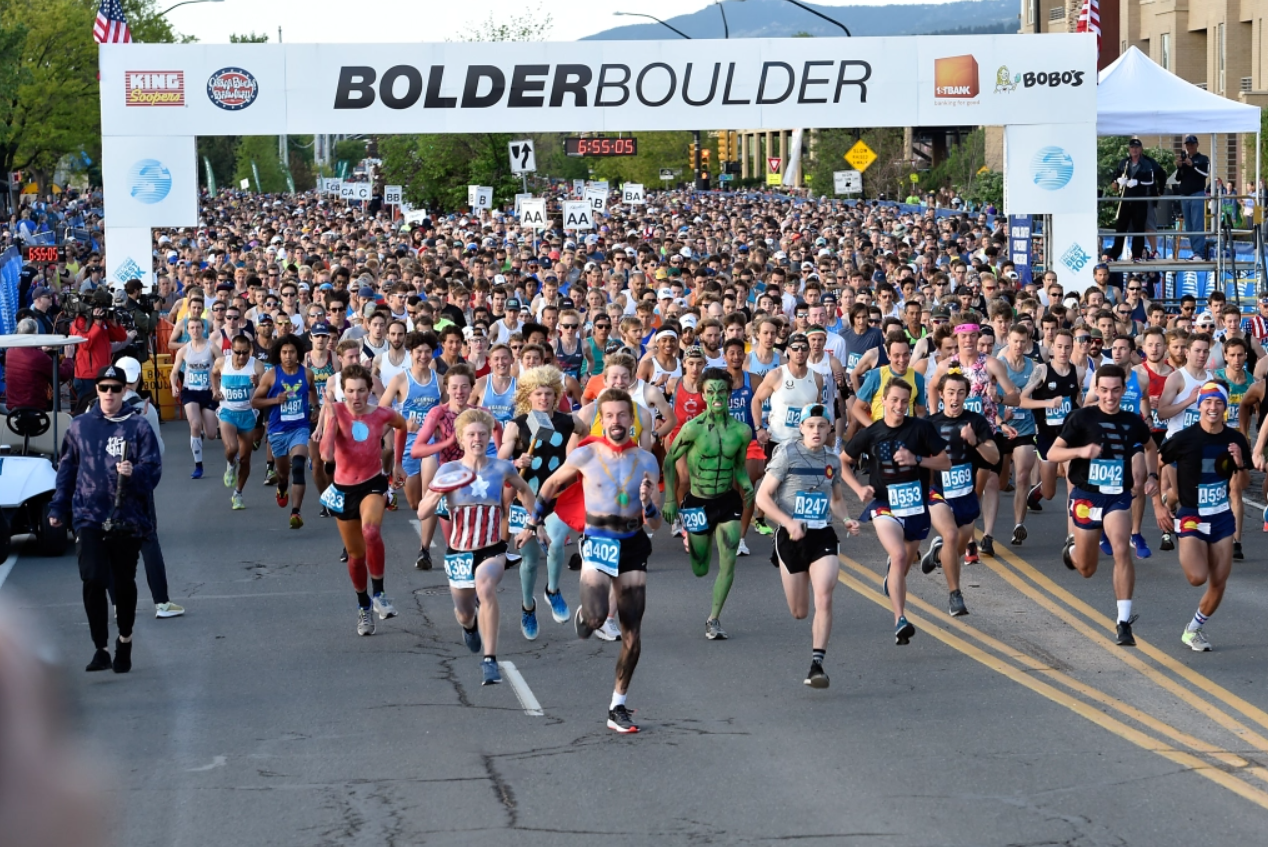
[1227,403,1240,426]
[1045,397,1070,426]
[1182,406,1200,428]
[792,491,830,530]
[318,484,345,514]
[1120,392,1138,414]
[888,480,925,517]
[280,388,304,422]
[1089,458,1124,494]
[680,507,708,534]
[784,406,802,427]
[186,368,210,391]
[581,535,621,577]
[508,504,529,532]
[941,463,974,499]
[1150,407,1164,430]
[435,495,450,519]
[1197,481,1230,516]
[963,396,983,414]
[846,352,861,370]
[224,384,251,403]
[443,551,475,588]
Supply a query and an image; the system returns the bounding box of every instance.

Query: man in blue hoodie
[50,364,163,674]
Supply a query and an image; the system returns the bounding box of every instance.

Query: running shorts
[442,541,508,589]
[217,407,259,433]
[997,431,1036,455]
[1068,486,1133,532]
[1036,430,1058,462]
[1174,506,1236,545]
[181,388,217,410]
[861,498,932,542]
[1150,429,1167,449]
[680,489,744,535]
[268,426,311,458]
[771,525,839,574]
[746,439,766,461]
[331,473,389,522]
[930,490,982,528]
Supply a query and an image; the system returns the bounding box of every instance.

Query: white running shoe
[357,608,376,636]
[1181,627,1212,652]
[671,516,684,537]
[155,602,185,618]
[595,617,621,641]
[737,538,750,556]
[372,592,398,620]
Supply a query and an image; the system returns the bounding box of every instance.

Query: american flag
[94,0,132,44]
[1075,0,1101,56]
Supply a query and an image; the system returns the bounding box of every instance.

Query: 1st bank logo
[125,71,185,107]
[933,55,979,99]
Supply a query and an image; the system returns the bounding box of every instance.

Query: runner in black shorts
[756,403,859,688]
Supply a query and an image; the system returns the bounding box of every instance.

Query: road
[7,437,1268,846]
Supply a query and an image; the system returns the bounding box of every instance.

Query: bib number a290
[888,480,925,517]
[1089,458,1124,494]
[581,536,622,577]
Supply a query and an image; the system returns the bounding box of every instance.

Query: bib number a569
[940,464,974,499]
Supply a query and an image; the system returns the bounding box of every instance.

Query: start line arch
[98,34,1097,288]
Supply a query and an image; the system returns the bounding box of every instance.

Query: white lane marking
[499,661,544,717]
[0,553,18,591]
[187,755,226,772]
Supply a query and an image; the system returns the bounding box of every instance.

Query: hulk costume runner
[664,368,755,640]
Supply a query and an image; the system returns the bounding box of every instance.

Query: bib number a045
[888,480,925,517]
[444,551,475,588]
[581,536,622,577]
[1088,458,1124,494]
[792,491,829,529]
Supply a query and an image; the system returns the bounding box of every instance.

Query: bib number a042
[680,507,708,534]
[888,480,925,517]
[1089,458,1124,494]
[319,484,344,514]
[940,464,974,499]
[792,491,829,529]
[444,551,475,587]
[581,536,622,577]
[1197,481,1230,516]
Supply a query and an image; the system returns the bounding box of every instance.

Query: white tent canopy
[1097,46,1260,135]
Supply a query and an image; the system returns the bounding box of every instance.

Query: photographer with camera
[49,364,163,675]
[122,279,158,363]
[69,289,133,409]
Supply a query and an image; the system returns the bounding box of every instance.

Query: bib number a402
[581,536,621,577]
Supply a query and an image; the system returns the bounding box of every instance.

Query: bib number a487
[1089,458,1124,494]
[581,536,622,577]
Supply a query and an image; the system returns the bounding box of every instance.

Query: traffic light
[718,131,736,161]
[701,148,711,165]
[688,142,697,165]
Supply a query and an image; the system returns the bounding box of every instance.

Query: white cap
[115,356,141,384]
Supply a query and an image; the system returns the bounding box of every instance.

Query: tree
[229,31,269,43]
[457,4,552,42]
[234,136,289,193]
[806,127,907,200]
[197,136,239,190]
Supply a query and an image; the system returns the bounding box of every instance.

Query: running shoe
[881,555,891,596]
[1181,627,1212,652]
[895,616,916,645]
[1011,523,1027,546]
[481,658,502,686]
[85,648,112,672]
[1132,533,1152,559]
[112,638,132,674]
[1001,480,1015,493]
[415,547,432,570]
[319,506,331,518]
[1115,614,1138,647]
[521,605,539,641]
[155,602,185,619]
[804,661,829,689]
[948,590,968,617]
[964,540,980,565]
[385,490,398,512]
[191,464,204,480]
[980,535,996,557]
[1026,483,1043,512]
[263,467,277,486]
[339,547,349,563]
[754,516,774,536]
[595,617,621,641]
[289,513,303,530]
[275,486,289,508]
[671,516,684,537]
[372,592,398,620]
[574,607,592,639]
[705,618,728,640]
[1233,541,1244,561]
[357,608,375,636]
[1062,534,1076,570]
[737,538,751,557]
[231,491,245,511]
[1099,533,1113,556]
[544,588,569,623]
[607,704,639,733]
[920,536,943,575]
[462,626,482,653]
[1159,532,1176,552]
[223,464,236,488]
[505,552,522,567]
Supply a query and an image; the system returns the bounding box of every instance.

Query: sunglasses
[560,324,579,330]
[232,348,252,356]
[212,305,226,312]
[97,383,124,393]
[1127,287,1141,292]
[594,323,611,329]
[788,343,809,352]
[868,319,881,325]
[1075,336,1091,343]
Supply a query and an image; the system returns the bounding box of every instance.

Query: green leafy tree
[587,132,695,186]
[457,4,552,42]
[229,31,269,43]
[234,136,288,193]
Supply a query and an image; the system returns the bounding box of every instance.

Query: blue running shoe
[462,626,482,653]
[881,556,891,597]
[895,616,916,645]
[191,464,204,480]
[1131,533,1152,559]
[521,605,539,641]
[481,658,502,685]
[1099,533,1113,556]
[545,588,570,623]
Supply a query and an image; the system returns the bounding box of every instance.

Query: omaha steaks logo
[207,67,259,111]
[126,71,185,107]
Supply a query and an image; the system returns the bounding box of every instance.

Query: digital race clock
[565,137,638,157]
[21,244,66,263]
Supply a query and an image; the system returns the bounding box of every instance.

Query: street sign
[659,168,675,181]
[766,173,782,186]
[508,140,536,175]
[383,185,403,205]
[909,173,920,184]
[718,173,733,182]
[767,157,782,173]
[833,170,862,195]
[844,140,877,172]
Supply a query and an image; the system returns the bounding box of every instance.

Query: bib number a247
[792,492,829,529]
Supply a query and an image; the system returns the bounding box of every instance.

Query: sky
[165,0,954,45]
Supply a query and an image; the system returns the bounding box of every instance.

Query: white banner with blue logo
[101,135,198,228]
[104,227,155,290]
[1047,210,1099,294]
[1003,122,1095,217]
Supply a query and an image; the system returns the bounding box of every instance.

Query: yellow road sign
[766,172,782,186]
[844,140,877,172]
[909,173,919,183]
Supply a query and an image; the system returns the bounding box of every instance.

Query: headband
[654,330,678,342]
[1199,382,1229,407]
[954,323,980,334]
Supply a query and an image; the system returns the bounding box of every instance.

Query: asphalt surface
[8,427,1268,846]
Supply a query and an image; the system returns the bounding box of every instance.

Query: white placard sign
[621,183,645,205]
[468,185,493,210]
[572,179,585,197]
[562,200,594,230]
[383,184,403,205]
[833,170,862,194]
[347,183,371,201]
[404,209,429,225]
[508,139,536,174]
[585,186,608,214]
[324,178,341,195]
[101,135,198,227]
[520,198,548,229]
[514,192,532,215]
[239,178,250,190]
[587,180,610,192]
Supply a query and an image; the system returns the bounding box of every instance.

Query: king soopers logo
[1031,146,1074,191]
[127,159,172,204]
[207,67,259,111]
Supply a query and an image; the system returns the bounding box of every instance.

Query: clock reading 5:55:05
[565,137,638,157]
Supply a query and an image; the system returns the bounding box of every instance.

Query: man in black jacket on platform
[1109,139,1166,261]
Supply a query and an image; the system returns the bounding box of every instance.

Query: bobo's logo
[1031,146,1075,190]
[934,55,979,98]
[994,66,1019,93]
[127,159,172,204]
[207,67,259,111]
[125,71,184,107]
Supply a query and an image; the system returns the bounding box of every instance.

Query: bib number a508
[508,504,529,533]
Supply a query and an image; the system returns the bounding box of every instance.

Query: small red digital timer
[21,245,65,263]
[564,137,638,157]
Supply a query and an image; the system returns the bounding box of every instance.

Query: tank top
[949,353,997,430]
[729,371,756,430]
[555,338,584,380]
[807,354,836,418]
[1120,369,1144,416]
[999,354,1036,435]
[182,341,215,393]
[630,379,651,412]
[1142,361,1170,431]
[922,354,944,414]
[307,352,335,407]
[514,410,575,494]
[400,368,441,429]
[378,349,409,393]
[1032,362,1080,434]
[1166,368,1210,437]
[219,358,256,413]
[748,348,781,428]
[1215,366,1251,428]
[669,380,703,442]
[584,337,606,379]
[267,365,311,431]
[769,365,821,443]
[651,355,683,386]
[868,365,920,421]
[481,375,517,425]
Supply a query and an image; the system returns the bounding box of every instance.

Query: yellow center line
[838,556,1253,770]
[985,538,1268,744]
[835,567,1268,812]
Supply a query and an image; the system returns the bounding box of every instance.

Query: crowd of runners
[66,185,1263,733]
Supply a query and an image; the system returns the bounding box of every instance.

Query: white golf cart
[0,333,84,560]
